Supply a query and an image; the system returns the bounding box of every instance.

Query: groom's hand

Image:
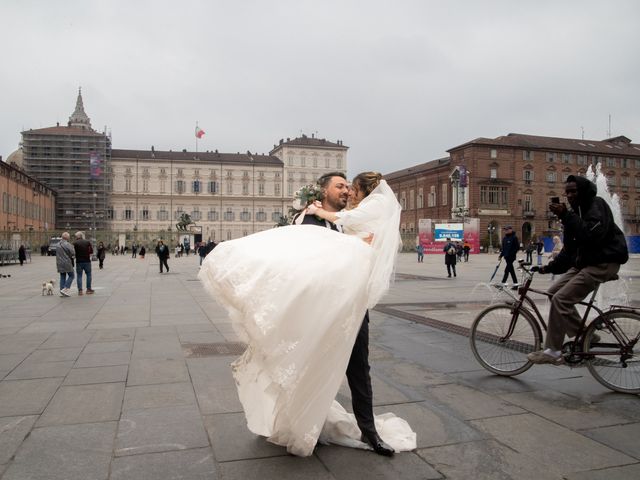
[363,233,374,245]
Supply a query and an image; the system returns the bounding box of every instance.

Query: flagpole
[195,121,198,154]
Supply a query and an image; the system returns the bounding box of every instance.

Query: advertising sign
[418,218,480,254]
[434,223,464,241]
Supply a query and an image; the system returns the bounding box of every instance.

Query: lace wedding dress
[198,180,416,456]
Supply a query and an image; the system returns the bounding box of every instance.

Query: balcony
[523,210,535,218]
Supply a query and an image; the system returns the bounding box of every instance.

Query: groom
[299,171,394,456]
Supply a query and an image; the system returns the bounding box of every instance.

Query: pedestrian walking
[498,226,520,284]
[415,243,424,263]
[525,241,535,264]
[443,238,457,278]
[73,231,94,295]
[18,245,26,266]
[139,245,146,258]
[156,240,170,273]
[97,242,106,269]
[56,232,75,297]
[463,241,471,262]
[132,243,137,258]
[198,242,208,266]
[549,235,563,280]
[536,239,544,266]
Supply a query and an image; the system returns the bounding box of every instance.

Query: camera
[550,197,560,204]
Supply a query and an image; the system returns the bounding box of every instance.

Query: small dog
[42,279,55,296]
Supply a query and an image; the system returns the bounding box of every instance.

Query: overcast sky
[1,0,638,177]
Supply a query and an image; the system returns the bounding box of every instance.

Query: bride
[198,171,416,456]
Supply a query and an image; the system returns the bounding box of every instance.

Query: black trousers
[159,258,169,272]
[501,259,518,283]
[346,311,376,436]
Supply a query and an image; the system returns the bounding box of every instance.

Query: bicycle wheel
[470,303,541,376]
[584,311,640,394]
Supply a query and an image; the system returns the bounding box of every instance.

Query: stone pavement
[0,251,639,479]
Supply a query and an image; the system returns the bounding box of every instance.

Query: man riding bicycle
[527,175,628,365]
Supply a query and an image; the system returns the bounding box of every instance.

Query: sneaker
[527,350,564,365]
[78,290,83,296]
[86,289,95,295]
[60,289,71,297]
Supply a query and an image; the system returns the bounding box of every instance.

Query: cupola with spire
[68,87,92,130]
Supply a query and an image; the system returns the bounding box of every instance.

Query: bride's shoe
[361,432,395,456]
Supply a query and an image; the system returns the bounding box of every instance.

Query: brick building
[386,133,640,250]
[1,157,56,248]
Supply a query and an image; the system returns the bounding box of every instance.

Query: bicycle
[469,260,640,394]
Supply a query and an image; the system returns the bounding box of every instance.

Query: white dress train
[198,180,416,456]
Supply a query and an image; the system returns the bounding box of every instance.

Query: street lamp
[487,224,496,253]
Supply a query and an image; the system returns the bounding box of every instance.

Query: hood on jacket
[567,175,597,209]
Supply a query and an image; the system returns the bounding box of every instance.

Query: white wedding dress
[198,180,416,456]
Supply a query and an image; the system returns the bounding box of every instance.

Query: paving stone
[500,390,634,430]
[217,455,334,480]
[176,323,218,334]
[75,351,131,368]
[131,335,183,359]
[20,320,91,332]
[564,463,640,480]
[89,321,149,329]
[417,439,562,480]
[115,405,209,456]
[25,346,83,363]
[0,415,37,464]
[37,382,125,426]
[449,369,542,395]
[178,331,226,344]
[82,341,132,354]
[123,382,197,410]
[0,333,50,354]
[91,313,149,324]
[0,353,29,371]
[90,328,135,342]
[471,413,637,475]
[134,326,178,339]
[187,357,242,414]
[127,357,189,385]
[1,421,116,480]
[0,378,62,416]
[110,447,216,480]
[39,331,93,349]
[203,412,284,461]
[317,446,441,480]
[64,365,129,385]
[6,360,74,380]
[582,423,640,460]
[373,401,485,449]
[426,383,525,420]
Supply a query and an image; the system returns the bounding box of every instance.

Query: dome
[5,147,24,168]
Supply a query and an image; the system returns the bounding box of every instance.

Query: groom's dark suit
[300,214,377,438]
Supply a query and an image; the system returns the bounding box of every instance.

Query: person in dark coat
[528,175,628,365]
[97,242,106,269]
[139,245,146,258]
[156,240,170,273]
[498,226,520,284]
[443,238,457,278]
[18,245,27,266]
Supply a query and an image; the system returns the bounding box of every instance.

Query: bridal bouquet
[291,183,323,212]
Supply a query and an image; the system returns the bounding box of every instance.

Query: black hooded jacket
[547,175,628,274]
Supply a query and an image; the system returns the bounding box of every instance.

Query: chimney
[215,149,219,154]
[56,122,59,127]
[287,138,290,142]
[279,139,283,145]
[151,146,155,152]
[311,133,315,138]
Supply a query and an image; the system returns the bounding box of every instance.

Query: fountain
[585,163,630,307]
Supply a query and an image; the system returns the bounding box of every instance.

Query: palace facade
[386,133,640,248]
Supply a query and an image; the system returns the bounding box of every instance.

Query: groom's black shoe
[361,432,395,456]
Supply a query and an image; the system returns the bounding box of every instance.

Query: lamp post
[487,224,496,253]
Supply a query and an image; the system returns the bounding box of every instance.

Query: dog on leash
[42,280,55,295]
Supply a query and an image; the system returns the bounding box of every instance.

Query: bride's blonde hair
[353,171,383,197]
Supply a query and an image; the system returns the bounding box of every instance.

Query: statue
[176,213,195,232]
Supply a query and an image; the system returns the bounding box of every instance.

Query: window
[288,157,293,166]
[635,159,640,169]
[562,172,571,182]
[577,155,587,166]
[193,180,201,193]
[562,153,572,164]
[288,182,293,195]
[490,168,497,179]
[301,157,306,167]
[224,208,234,221]
[523,170,534,184]
[409,189,415,209]
[272,211,282,222]
[400,193,407,210]
[175,207,184,220]
[523,194,533,212]
[141,208,149,220]
[428,186,436,207]
[176,180,185,193]
[207,210,219,221]
[192,209,201,221]
[106,208,114,220]
[546,171,557,183]
[208,181,218,194]
[160,179,166,193]
[242,183,249,195]
[240,209,250,221]
[621,176,629,187]
[274,183,281,196]
[337,158,343,169]
[256,209,266,222]
[226,170,233,178]
[157,209,168,221]
[608,175,617,186]
[417,189,423,208]
[441,183,448,206]
[621,158,630,168]
[177,168,184,177]
[226,182,233,194]
[635,177,640,188]
[523,151,532,161]
[325,157,330,168]
[125,178,132,192]
[142,179,149,193]
[607,157,617,168]
[490,149,497,159]
[547,152,555,163]
[480,186,508,206]
[258,183,265,195]
[124,209,132,220]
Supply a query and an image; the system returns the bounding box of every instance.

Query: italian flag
[195,126,205,139]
